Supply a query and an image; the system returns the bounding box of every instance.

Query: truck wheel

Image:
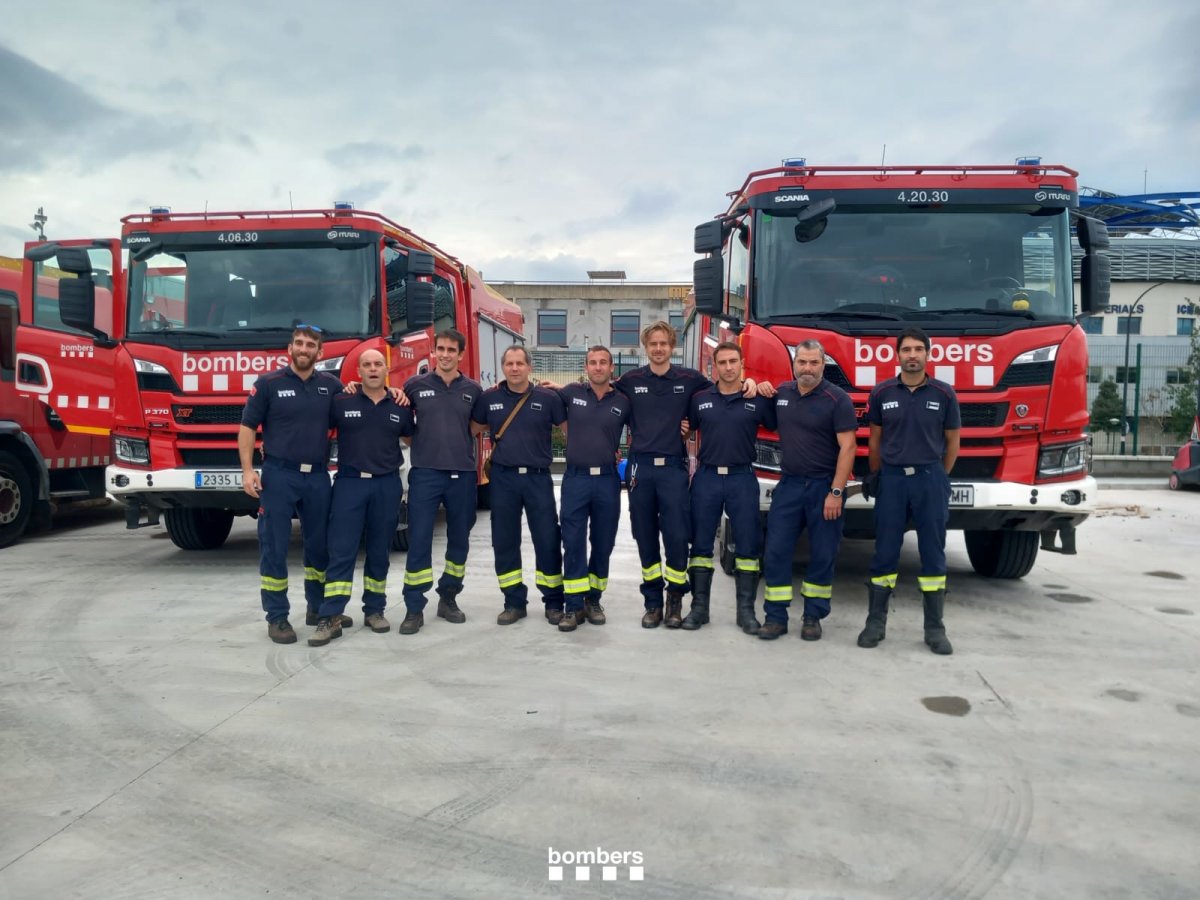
[0,450,34,549]
[718,517,736,576]
[391,498,409,552]
[164,508,234,550]
[964,529,1039,579]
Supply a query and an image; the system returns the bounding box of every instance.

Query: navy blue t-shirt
[614,364,711,457]
[688,387,772,467]
[331,391,414,475]
[472,383,566,468]
[763,379,858,477]
[403,371,482,472]
[866,376,961,467]
[558,382,630,468]
[241,366,343,466]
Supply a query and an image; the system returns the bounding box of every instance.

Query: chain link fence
[1087,340,1197,454]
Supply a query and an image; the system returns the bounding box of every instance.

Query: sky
[1,0,1197,281]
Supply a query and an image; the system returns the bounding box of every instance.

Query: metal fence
[1086,339,1197,454]
[531,348,682,388]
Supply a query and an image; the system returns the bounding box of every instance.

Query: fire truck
[1,259,113,548]
[688,159,1111,578]
[22,206,523,550]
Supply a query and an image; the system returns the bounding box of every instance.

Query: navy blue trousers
[869,463,950,595]
[762,475,844,622]
[257,460,331,623]
[403,467,477,613]
[689,465,761,575]
[489,465,563,609]
[560,466,621,612]
[320,472,402,619]
[626,455,691,607]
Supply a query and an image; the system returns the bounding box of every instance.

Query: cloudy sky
[2,0,1196,281]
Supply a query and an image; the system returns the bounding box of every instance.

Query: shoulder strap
[493,390,532,443]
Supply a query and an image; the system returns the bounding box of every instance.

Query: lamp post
[1120,281,1168,455]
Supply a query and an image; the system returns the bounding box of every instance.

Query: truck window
[383,245,456,334]
[726,218,749,321]
[32,248,115,336]
[0,289,16,378]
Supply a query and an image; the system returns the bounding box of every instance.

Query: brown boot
[664,592,684,629]
[307,608,352,628]
[641,607,663,628]
[584,596,606,625]
[544,606,564,625]
[800,616,823,641]
[758,621,788,641]
[558,610,584,632]
[307,617,343,646]
[437,595,466,623]
[497,606,528,625]
[267,619,297,644]
[399,612,424,635]
[364,612,391,633]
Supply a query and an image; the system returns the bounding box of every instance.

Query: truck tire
[964,529,1039,579]
[164,508,234,550]
[0,450,34,549]
[391,498,409,552]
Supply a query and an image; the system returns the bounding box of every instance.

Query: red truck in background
[0,258,114,548]
[687,160,1112,578]
[23,206,524,550]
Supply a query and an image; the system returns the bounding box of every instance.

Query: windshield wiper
[913,307,1036,320]
[769,310,907,323]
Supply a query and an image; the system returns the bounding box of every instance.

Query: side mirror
[59,277,98,333]
[1074,214,1109,253]
[693,256,724,316]
[694,220,724,254]
[407,281,436,331]
[55,247,94,275]
[407,250,435,277]
[1079,253,1110,316]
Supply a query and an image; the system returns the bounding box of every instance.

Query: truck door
[18,240,123,450]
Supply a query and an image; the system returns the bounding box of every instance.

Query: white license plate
[195,471,243,489]
[949,484,975,507]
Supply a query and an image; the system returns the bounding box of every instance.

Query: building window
[1166,367,1191,385]
[1086,366,1103,384]
[1177,318,1195,336]
[1116,317,1141,335]
[611,311,641,347]
[668,310,684,337]
[1114,366,1136,385]
[1081,316,1103,335]
[537,310,567,346]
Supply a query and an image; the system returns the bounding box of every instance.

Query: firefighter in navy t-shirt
[309,349,414,646]
[471,345,567,625]
[239,325,343,644]
[759,340,858,641]
[684,342,773,633]
[858,327,961,655]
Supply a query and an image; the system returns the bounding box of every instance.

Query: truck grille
[996,361,1055,388]
[173,404,245,425]
[960,402,1009,428]
[754,440,782,472]
[823,363,853,390]
[180,448,260,467]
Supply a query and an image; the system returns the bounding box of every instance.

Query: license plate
[195,471,243,489]
[949,484,974,506]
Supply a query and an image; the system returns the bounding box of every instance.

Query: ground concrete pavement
[1,489,1197,898]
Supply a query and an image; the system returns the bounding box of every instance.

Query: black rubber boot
[856,583,891,648]
[681,569,712,630]
[922,589,953,655]
[734,572,761,635]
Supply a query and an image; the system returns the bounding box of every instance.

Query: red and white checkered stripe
[53,395,112,409]
[47,456,110,469]
[180,373,260,393]
[854,363,995,389]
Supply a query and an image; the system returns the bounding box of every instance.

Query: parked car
[1168,441,1200,491]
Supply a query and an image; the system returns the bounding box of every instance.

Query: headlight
[315,356,345,374]
[1012,345,1059,365]
[133,358,169,375]
[133,358,179,392]
[113,436,150,466]
[1038,440,1087,478]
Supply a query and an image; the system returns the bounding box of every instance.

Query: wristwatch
[830,487,844,498]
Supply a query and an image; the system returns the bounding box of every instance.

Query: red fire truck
[688,160,1111,578]
[1,259,114,547]
[23,206,523,550]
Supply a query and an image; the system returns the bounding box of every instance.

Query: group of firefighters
[239,320,960,655]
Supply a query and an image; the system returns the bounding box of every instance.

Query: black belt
[700,463,753,475]
[265,457,326,473]
[491,463,550,475]
[565,464,617,476]
[337,466,400,479]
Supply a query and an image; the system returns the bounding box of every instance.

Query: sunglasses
[294,323,324,334]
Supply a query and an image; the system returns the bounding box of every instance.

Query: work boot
[800,616,823,641]
[307,617,343,646]
[497,606,528,625]
[399,611,424,635]
[267,619,297,644]
[734,572,762,635]
[922,589,953,655]
[307,607,352,628]
[584,596,606,625]
[544,606,564,626]
[664,591,685,629]
[681,569,712,630]
[758,620,788,640]
[641,606,663,628]
[558,610,584,632]
[437,595,466,624]
[364,612,390,633]
[857,583,891,649]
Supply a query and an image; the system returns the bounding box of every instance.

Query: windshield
[752,208,1074,323]
[127,243,377,339]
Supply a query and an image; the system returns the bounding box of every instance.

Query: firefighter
[759,340,857,641]
[858,327,961,655]
[555,345,630,632]
[683,341,773,633]
[239,324,344,644]
[399,328,483,634]
[309,349,414,646]
[471,345,567,625]
[614,321,766,628]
